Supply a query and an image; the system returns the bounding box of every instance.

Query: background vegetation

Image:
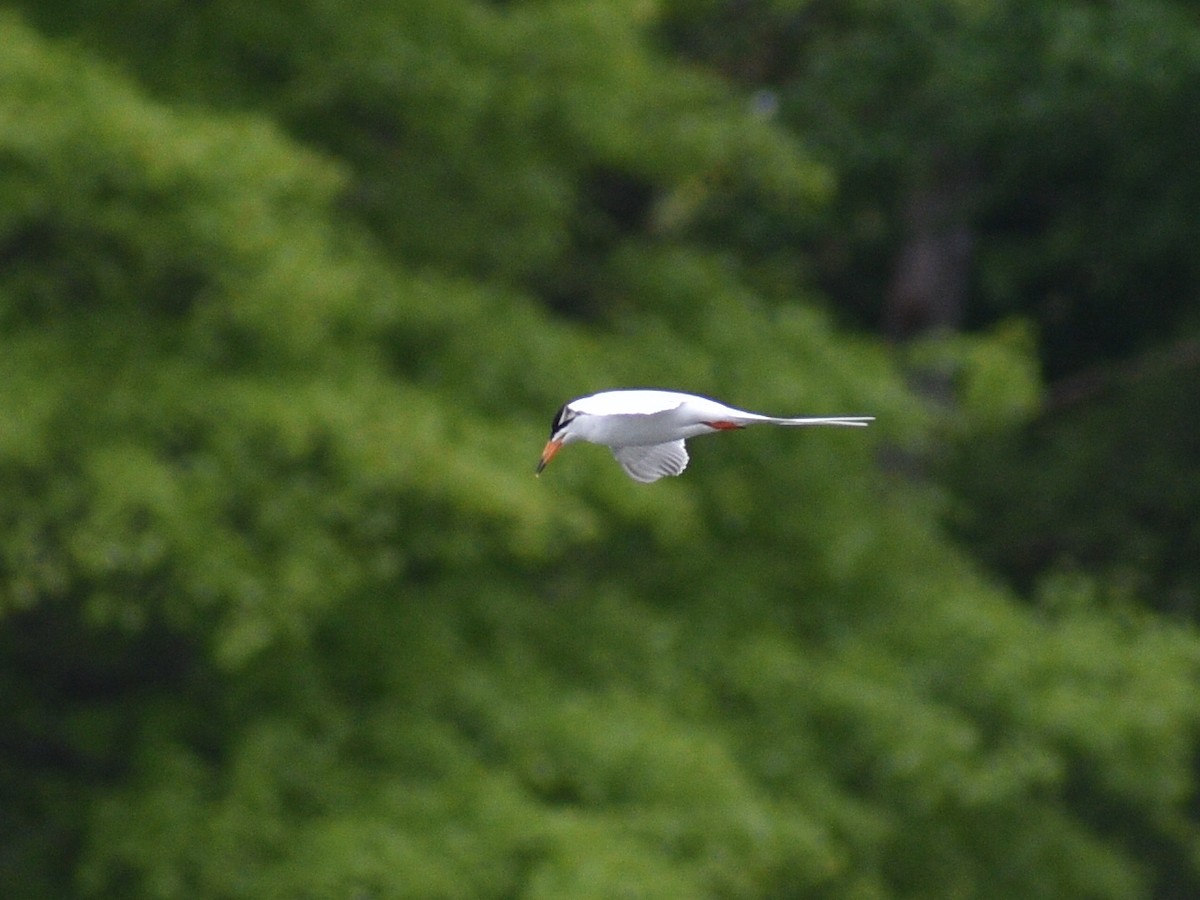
[1,1,1198,897]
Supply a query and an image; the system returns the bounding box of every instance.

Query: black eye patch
[549,403,574,437]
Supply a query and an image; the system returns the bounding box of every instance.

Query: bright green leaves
[0,15,345,332]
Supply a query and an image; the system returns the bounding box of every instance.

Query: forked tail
[766,416,874,427]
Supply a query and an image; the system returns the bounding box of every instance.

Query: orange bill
[536,439,563,475]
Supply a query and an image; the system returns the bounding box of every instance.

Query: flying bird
[537,389,873,483]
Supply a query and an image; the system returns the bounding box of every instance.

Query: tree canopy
[2,2,1199,898]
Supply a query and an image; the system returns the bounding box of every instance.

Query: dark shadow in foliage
[538,166,656,321]
[0,600,220,896]
[942,352,1200,618]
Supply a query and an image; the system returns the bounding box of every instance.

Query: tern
[537,389,873,483]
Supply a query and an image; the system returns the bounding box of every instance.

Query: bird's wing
[611,441,690,483]
[570,390,691,416]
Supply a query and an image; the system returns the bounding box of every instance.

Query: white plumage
[537,389,873,483]
[611,441,690,483]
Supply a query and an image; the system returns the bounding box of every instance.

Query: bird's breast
[577,412,673,447]
[580,409,718,447]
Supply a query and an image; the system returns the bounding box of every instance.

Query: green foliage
[904,319,1043,434]
[664,0,1200,375]
[944,366,1200,617]
[0,6,1198,900]
[15,0,830,304]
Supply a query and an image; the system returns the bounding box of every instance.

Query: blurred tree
[946,352,1200,619]
[663,0,1200,376]
[0,5,1198,900]
[13,0,830,322]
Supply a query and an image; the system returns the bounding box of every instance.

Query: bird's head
[536,402,580,475]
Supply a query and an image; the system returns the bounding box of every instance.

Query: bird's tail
[762,416,875,427]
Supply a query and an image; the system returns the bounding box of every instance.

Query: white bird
[536,389,873,483]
